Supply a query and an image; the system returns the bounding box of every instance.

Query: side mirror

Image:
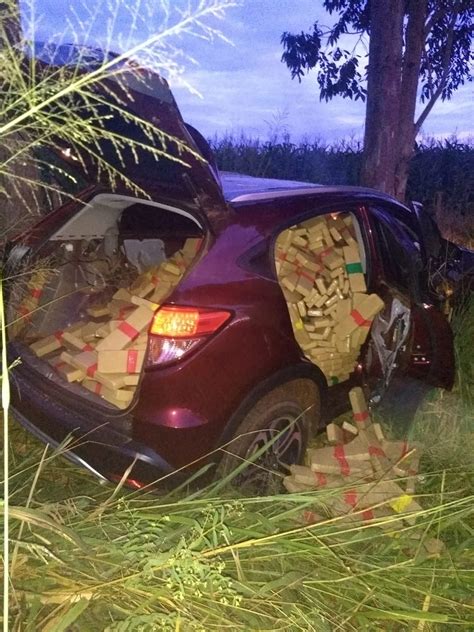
[410,201,442,260]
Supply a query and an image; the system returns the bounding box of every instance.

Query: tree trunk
[393,0,428,201]
[360,0,404,196]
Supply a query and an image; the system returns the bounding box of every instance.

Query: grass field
[2,296,473,631]
[212,135,474,247]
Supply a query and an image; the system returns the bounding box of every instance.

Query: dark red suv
[5,54,470,487]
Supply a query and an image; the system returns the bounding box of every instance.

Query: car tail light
[146,306,232,367]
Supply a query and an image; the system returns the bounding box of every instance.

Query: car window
[376,201,421,240]
[369,206,421,294]
[283,206,370,275]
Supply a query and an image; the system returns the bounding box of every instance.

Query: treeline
[211,135,473,243]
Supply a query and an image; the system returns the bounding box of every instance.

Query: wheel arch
[216,362,327,450]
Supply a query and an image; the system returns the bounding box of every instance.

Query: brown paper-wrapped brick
[108,299,136,320]
[96,320,121,338]
[149,281,172,304]
[113,288,133,302]
[14,270,52,332]
[49,356,85,383]
[62,331,94,353]
[342,421,358,437]
[86,304,110,318]
[289,465,330,487]
[372,423,385,442]
[30,332,64,357]
[320,248,344,271]
[80,321,104,342]
[343,244,367,293]
[161,261,181,276]
[295,273,314,297]
[96,306,153,351]
[326,422,344,445]
[281,273,300,293]
[182,237,203,260]
[308,444,374,476]
[334,294,384,340]
[131,295,159,311]
[283,477,315,493]
[97,349,145,374]
[62,350,98,378]
[348,387,370,428]
[82,378,135,409]
[94,372,139,390]
[132,279,156,298]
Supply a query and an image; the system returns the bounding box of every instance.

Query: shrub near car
[5,55,462,487]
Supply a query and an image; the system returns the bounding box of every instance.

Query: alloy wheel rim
[236,414,304,491]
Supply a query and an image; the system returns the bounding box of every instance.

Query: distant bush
[211,134,474,245]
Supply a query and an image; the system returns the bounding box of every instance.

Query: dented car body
[4,50,469,486]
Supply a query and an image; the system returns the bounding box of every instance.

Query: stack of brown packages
[284,387,423,527]
[275,212,384,385]
[27,238,202,409]
[10,269,53,338]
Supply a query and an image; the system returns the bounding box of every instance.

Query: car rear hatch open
[6,44,233,409]
[20,43,228,230]
[7,192,206,411]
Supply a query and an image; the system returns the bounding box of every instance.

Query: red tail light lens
[147,306,232,367]
[150,306,231,338]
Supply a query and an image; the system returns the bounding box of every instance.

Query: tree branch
[415,0,461,133]
[424,4,448,38]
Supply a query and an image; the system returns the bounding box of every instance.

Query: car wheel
[217,379,320,493]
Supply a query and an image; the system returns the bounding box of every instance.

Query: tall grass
[211,134,474,245]
[3,427,473,630]
[2,299,473,630]
[0,3,239,628]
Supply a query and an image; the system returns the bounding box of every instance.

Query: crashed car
[4,47,470,488]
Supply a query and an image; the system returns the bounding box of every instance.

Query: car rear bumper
[9,345,178,486]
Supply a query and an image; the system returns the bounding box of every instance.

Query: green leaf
[256,571,306,595]
[363,609,449,623]
[3,505,87,550]
[45,598,90,632]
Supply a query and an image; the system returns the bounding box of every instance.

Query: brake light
[150,306,231,338]
[147,306,232,367]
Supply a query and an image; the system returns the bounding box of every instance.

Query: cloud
[28,0,473,142]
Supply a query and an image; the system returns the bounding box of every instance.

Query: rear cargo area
[8,194,204,409]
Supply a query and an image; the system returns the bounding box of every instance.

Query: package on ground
[284,387,423,527]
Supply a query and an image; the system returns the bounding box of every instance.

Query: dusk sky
[28,0,473,143]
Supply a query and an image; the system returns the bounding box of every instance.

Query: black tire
[217,379,321,493]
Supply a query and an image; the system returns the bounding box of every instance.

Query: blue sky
[26,0,473,143]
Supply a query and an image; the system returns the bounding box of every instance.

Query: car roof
[220,171,319,201]
[219,171,398,205]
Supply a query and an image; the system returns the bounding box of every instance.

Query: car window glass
[369,207,419,293]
